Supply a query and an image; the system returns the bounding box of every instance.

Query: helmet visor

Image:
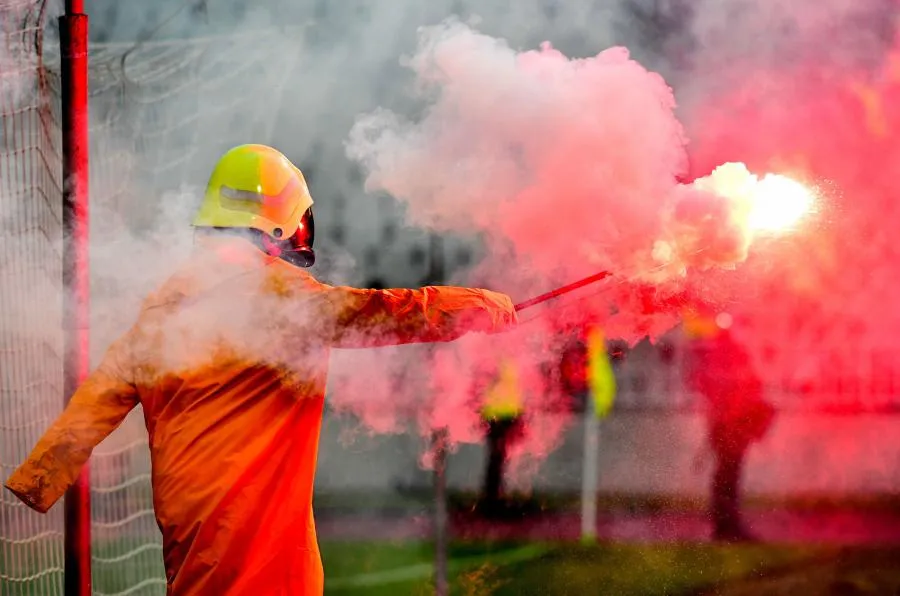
[278,207,315,268]
[289,207,314,251]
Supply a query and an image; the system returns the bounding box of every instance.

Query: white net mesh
[1,1,65,594]
[1,3,302,592]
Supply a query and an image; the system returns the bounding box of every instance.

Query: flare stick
[514,270,613,312]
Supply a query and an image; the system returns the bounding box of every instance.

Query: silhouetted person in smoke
[476,359,525,518]
[482,417,524,515]
[559,336,589,410]
[682,312,776,542]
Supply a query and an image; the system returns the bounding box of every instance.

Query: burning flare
[748,173,816,232]
[694,162,816,234]
[652,163,817,276]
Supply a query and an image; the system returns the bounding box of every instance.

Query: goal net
[1,1,65,594]
[1,2,302,593]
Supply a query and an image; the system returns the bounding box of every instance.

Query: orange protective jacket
[4,236,515,595]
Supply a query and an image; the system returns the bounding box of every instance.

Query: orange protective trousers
[5,236,515,595]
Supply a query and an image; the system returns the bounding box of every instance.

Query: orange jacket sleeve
[4,332,140,513]
[296,276,517,348]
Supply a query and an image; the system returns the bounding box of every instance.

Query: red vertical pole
[60,1,91,595]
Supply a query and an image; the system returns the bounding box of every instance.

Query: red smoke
[331,17,900,470]
[339,20,707,468]
[683,42,900,402]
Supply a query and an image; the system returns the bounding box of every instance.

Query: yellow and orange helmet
[193,144,316,267]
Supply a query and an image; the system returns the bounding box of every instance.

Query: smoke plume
[3,0,900,495]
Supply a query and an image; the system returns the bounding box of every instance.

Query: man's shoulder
[139,270,196,312]
[262,261,323,296]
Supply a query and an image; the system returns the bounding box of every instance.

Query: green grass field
[5,540,900,595]
[319,541,900,596]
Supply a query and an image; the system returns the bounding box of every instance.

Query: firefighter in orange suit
[4,144,517,595]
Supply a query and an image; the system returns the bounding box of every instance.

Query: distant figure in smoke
[558,334,589,410]
[555,330,623,413]
[4,145,518,595]
[477,358,526,517]
[682,310,776,542]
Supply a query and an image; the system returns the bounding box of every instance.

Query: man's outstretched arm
[293,275,518,348]
[4,333,140,513]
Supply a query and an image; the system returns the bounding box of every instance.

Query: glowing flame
[692,163,816,235]
[749,174,815,232]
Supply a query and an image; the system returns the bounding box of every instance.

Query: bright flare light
[748,174,815,232]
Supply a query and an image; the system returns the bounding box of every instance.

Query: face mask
[261,207,315,268]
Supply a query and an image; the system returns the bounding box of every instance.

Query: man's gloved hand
[473,289,518,334]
